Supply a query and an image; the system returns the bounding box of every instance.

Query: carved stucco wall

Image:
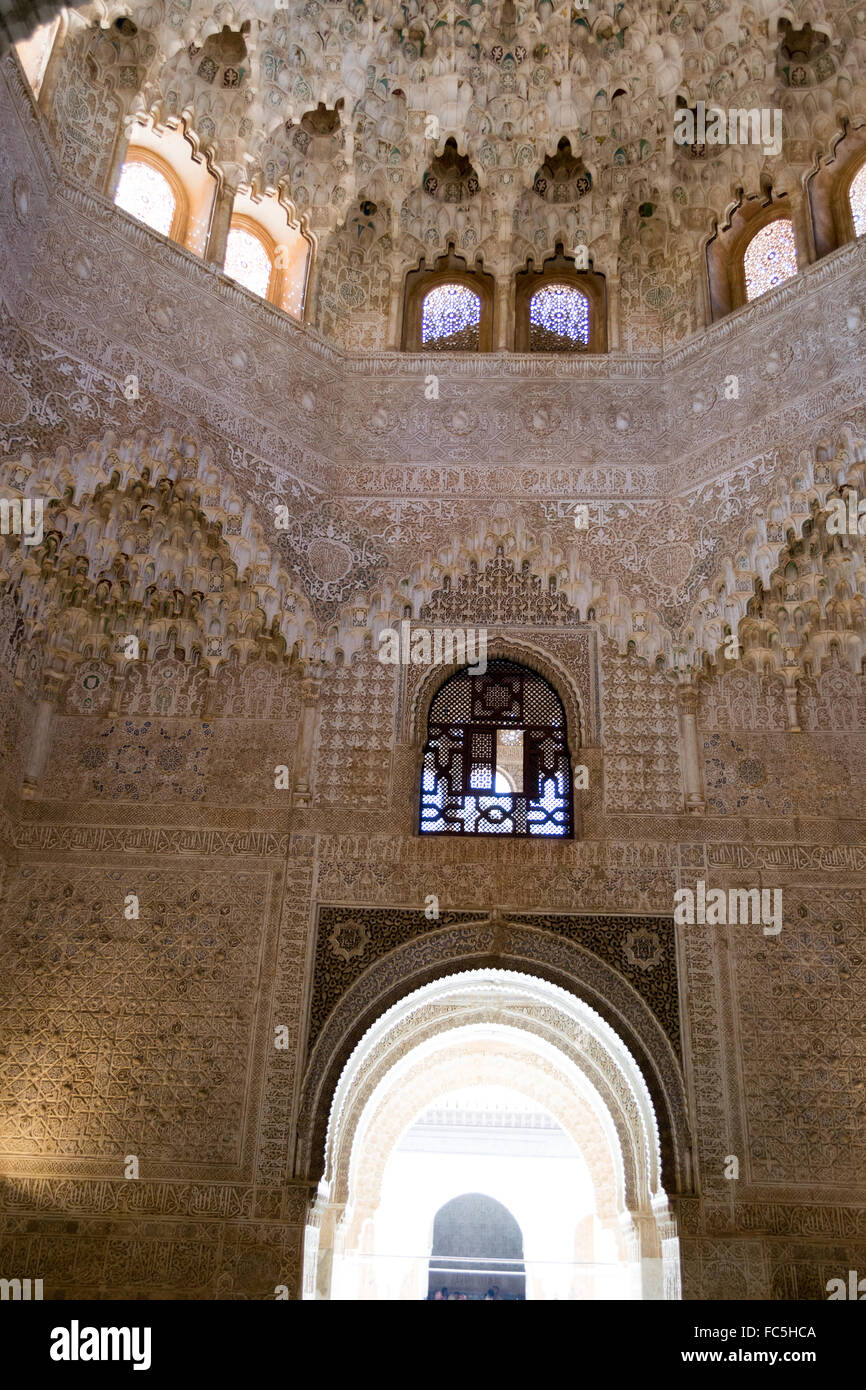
[3,40,866,679]
[0,45,864,1301]
[18,0,866,360]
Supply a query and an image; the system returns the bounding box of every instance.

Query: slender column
[21,671,65,800]
[627,1209,664,1300]
[788,188,816,270]
[107,665,126,718]
[202,674,221,717]
[312,1199,345,1299]
[676,682,705,813]
[205,180,237,267]
[105,118,132,201]
[292,675,322,807]
[387,264,404,349]
[494,273,510,350]
[607,273,621,350]
[654,1201,682,1301]
[303,248,320,327]
[782,668,801,731]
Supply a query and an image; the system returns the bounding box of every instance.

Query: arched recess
[807,124,866,257]
[405,637,595,838]
[302,967,684,1300]
[401,244,495,351]
[111,117,218,256]
[705,192,799,320]
[295,917,692,1206]
[514,244,607,353]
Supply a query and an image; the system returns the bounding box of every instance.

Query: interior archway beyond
[304,970,681,1301]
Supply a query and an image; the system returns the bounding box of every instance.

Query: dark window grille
[420,660,573,838]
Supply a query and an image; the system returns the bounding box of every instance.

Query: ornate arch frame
[295,915,692,1200]
[301,964,685,1300]
[705,193,797,320]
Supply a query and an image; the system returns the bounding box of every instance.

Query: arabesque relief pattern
[0,10,864,1301]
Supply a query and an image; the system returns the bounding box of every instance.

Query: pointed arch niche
[111,118,218,255]
[402,245,495,351]
[807,124,866,256]
[705,193,801,321]
[302,966,685,1301]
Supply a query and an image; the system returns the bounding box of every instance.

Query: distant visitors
[428,1284,502,1300]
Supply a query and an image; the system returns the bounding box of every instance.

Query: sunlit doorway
[305,970,682,1300]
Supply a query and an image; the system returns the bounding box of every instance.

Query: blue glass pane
[422,283,481,348]
[529,283,589,350]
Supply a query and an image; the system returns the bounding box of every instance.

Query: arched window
[807,130,866,258]
[849,162,866,237]
[226,193,312,315]
[514,245,607,352]
[114,160,176,237]
[421,283,482,349]
[420,659,573,838]
[743,219,798,301]
[402,246,495,351]
[529,283,589,350]
[113,123,213,252]
[224,225,273,298]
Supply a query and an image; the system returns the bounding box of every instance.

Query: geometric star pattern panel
[0,865,269,1165]
[734,891,866,1185]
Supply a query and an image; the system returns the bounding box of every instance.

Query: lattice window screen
[420,659,573,837]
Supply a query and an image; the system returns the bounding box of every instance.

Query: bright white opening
[114,162,175,237]
[850,162,866,238]
[379,1083,616,1300]
[309,969,680,1302]
[224,226,272,298]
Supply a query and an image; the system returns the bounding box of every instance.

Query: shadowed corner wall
[0,639,316,1297]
